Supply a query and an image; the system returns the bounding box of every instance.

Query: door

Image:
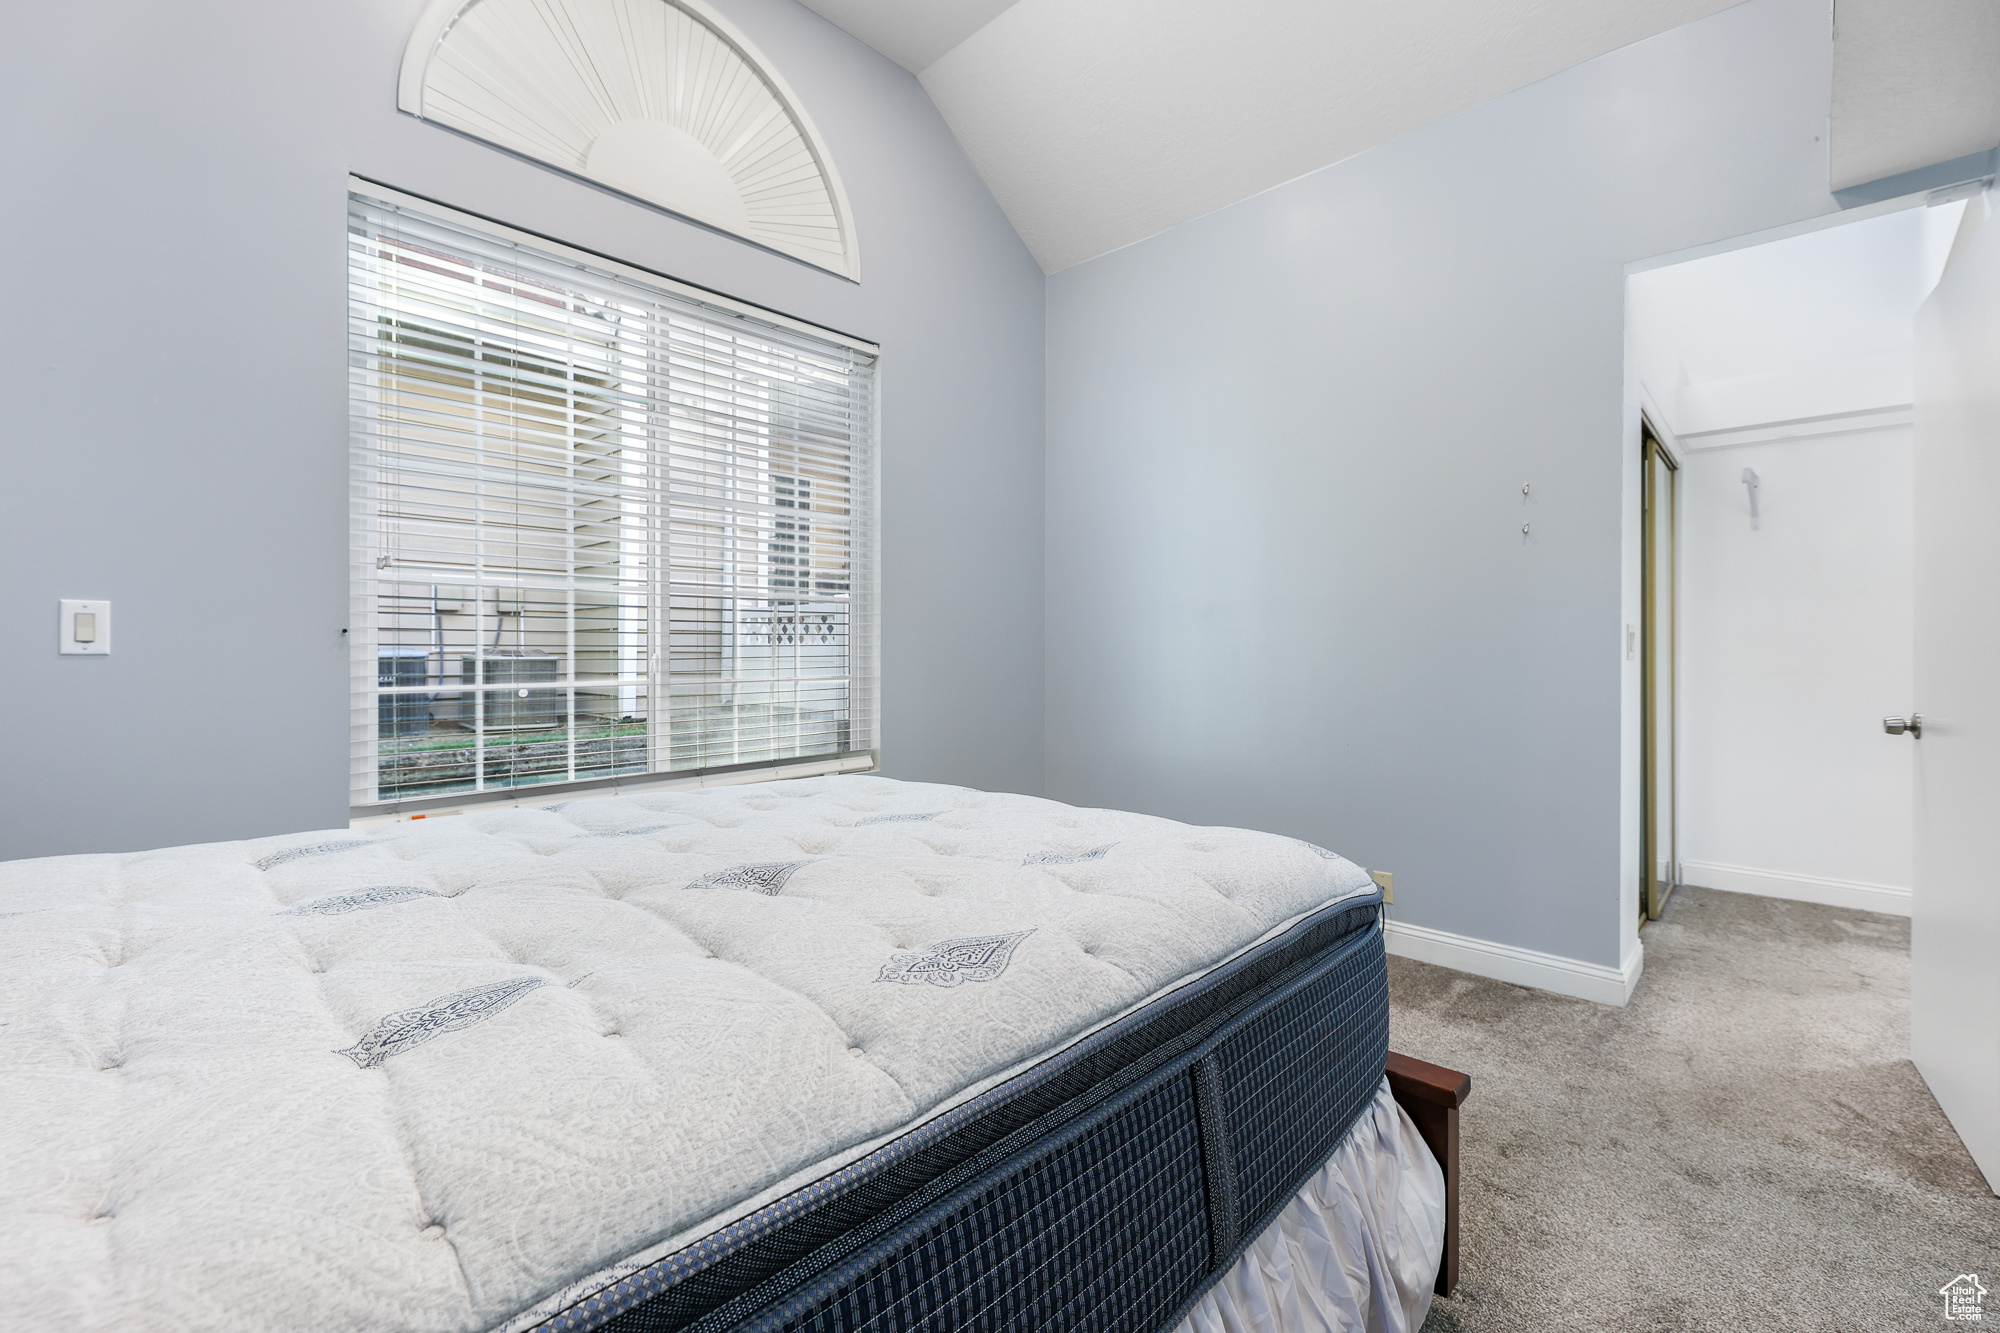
[1911,193,2000,1191]
[1641,422,1679,921]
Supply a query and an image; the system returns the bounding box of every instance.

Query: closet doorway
[1640,421,1679,923]
[1626,198,1953,941]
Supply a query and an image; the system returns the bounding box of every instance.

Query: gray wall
[0,0,1045,860]
[1042,0,1841,969]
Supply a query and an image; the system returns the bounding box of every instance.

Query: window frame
[346,179,881,818]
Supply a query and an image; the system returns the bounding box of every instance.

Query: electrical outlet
[1370,870,1394,904]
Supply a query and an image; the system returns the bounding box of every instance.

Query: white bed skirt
[1175,1076,1447,1333]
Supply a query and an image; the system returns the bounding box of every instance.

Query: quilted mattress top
[0,776,1373,1332]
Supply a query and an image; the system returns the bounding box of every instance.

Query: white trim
[347,177,878,355]
[1383,918,1643,1007]
[1637,387,1680,456]
[1621,934,1644,998]
[1674,404,1913,452]
[1678,860,1911,917]
[395,0,459,116]
[349,753,878,829]
[394,0,862,281]
[1623,190,1934,276]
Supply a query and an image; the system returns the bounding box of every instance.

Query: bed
[0,776,1459,1333]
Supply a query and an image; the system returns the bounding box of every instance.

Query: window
[348,189,877,811]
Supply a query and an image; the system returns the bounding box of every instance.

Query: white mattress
[0,776,1374,1333]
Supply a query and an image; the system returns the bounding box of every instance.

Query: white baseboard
[1678,860,1911,917]
[1383,918,1643,1007]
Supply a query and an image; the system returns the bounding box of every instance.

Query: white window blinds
[348,191,878,810]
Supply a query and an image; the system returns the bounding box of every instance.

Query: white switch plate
[60,599,110,655]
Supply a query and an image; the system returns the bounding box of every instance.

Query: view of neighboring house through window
[347,191,877,809]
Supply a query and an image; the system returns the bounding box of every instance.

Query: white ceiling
[1633,203,1962,390]
[794,0,1021,75]
[1627,198,1967,441]
[800,0,2000,274]
[802,0,1750,273]
[1831,0,2000,191]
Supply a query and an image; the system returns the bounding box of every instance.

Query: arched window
[399,0,860,279]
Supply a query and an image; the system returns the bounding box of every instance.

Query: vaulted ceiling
[791,0,1018,74]
[800,0,1750,273]
[799,0,2000,275]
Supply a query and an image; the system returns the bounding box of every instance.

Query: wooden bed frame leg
[1385,1051,1470,1298]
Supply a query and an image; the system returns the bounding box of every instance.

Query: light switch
[60,599,110,655]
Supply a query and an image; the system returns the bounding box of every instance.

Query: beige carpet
[1394,887,2000,1332]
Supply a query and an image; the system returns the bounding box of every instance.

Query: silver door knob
[1883,714,1922,738]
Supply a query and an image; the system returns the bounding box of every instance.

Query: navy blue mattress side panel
[1216,933,1393,1234]
[577,901,1388,1333]
[748,1074,1213,1333]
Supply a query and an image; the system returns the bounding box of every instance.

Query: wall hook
[1741,467,1761,529]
